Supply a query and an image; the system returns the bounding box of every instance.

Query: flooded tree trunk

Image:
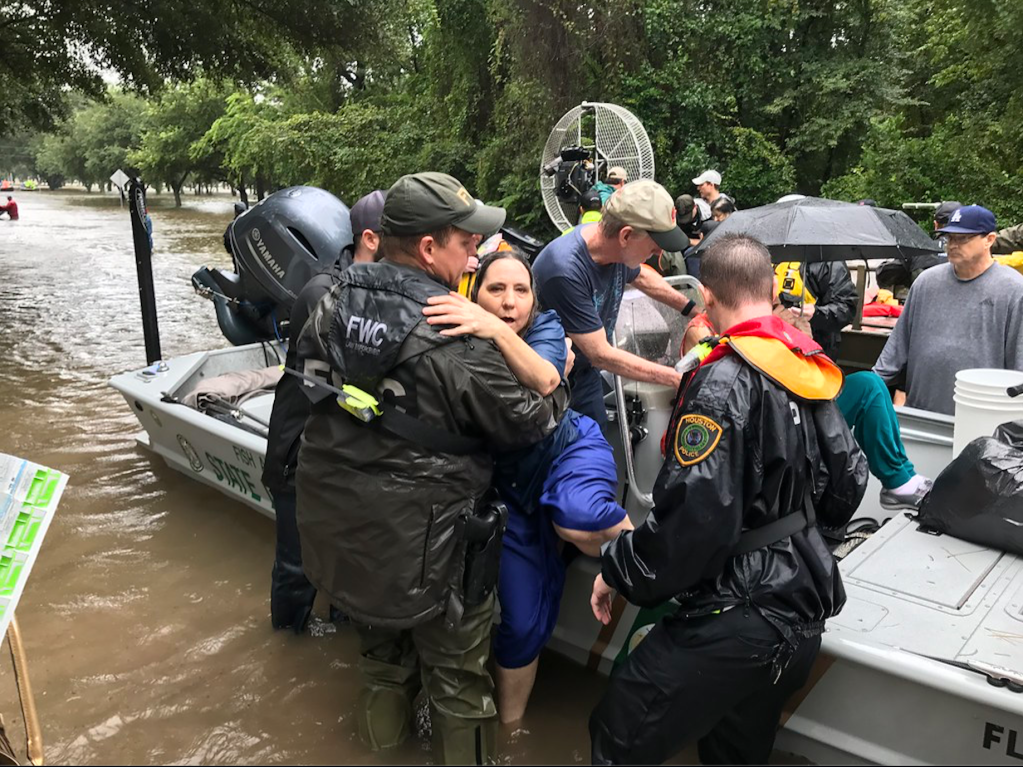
[256,175,266,201]
[171,176,186,207]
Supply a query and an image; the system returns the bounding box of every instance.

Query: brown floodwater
[0,189,617,766]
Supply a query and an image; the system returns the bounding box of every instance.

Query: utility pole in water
[128,177,162,365]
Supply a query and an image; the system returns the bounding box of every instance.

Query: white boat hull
[111,345,279,520]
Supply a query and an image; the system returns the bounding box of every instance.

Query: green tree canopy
[128,80,229,206]
[11,0,1023,231]
[0,0,392,131]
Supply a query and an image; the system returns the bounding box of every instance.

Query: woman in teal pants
[836,371,931,511]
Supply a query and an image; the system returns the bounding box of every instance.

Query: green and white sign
[0,453,67,638]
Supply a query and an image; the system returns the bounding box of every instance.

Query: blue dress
[493,310,627,668]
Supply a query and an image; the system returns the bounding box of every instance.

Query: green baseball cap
[381,172,506,236]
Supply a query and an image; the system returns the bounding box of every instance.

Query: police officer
[588,234,868,764]
[294,172,562,764]
[262,190,385,632]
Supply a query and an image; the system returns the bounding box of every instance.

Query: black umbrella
[693,197,941,263]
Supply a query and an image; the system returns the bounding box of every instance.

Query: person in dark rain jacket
[774,259,858,360]
[589,234,867,765]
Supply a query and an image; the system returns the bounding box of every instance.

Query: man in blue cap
[874,204,1023,415]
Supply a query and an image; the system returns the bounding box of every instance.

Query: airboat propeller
[539,102,655,232]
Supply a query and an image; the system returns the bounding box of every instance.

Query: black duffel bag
[917,420,1023,555]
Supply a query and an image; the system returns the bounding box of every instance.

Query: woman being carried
[423,245,633,724]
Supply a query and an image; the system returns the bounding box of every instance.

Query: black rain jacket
[262,261,346,495]
[601,351,868,644]
[804,262,858,359]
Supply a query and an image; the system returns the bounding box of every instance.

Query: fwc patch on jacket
[674,413,723,466]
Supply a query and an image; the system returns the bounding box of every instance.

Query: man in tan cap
[534,179,695,425]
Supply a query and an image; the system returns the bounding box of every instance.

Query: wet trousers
[356,594,498,765]
[590,608,819,765]
[270,488,317,632]
[836,371,915,489]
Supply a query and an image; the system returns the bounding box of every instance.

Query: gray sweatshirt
[873,261,1023,415]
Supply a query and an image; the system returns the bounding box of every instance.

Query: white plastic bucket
[956,368,1023,392]
[952,369,1023,457]
[957,380,1009,395]
[954,388,1019,405]
[957,382,1017,398]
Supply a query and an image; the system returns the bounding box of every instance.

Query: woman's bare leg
[495,658,540,724]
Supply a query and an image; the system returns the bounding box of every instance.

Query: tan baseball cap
[605,179,686,252]
[607,166,628,183]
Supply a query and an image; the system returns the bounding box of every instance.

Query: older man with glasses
[873,204,1023,415]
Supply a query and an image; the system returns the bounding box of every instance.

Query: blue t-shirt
[532,224,640,377]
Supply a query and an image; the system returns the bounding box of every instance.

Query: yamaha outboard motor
[193,186,352,345]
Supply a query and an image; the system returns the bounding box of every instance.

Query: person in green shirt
[591,166,627,205]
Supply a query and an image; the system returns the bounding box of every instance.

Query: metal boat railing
[612,275,703,509]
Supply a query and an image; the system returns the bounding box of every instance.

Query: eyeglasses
[946,233,982,245]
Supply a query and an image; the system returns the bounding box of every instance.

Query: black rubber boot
[270,489,317,632]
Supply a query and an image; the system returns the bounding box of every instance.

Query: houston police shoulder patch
[673,413,723,466]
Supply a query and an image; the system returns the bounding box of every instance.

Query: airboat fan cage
[540,101,655,232]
